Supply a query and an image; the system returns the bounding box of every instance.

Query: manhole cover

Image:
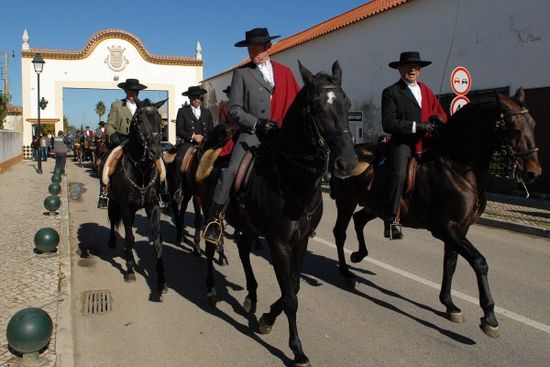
[82,290,112,315]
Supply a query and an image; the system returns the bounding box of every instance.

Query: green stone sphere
[48,182,61,195]
[51,174,61,183]
[34,227,59,252]
[43,195,61,212]
[6,307,53,354]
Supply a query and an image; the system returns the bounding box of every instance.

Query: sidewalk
[0,160,548,366]
[0,159,71,367]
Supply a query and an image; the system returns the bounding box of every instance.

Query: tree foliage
[95,101,106,122]
[0,93,11,130]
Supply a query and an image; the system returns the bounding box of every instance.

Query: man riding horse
[171,85,214,202]
[381,51,447,239]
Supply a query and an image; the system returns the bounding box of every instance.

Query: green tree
[95,101,106,122]
[0,93,11,130]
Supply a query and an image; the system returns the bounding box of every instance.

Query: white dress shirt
[404,79,422,133]
[257,60,275,88]
[126,99,137,115]
[191,105,201,119]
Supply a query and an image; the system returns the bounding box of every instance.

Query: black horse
[201,61,357,367]
[330,88,541,338]
[165,127,232,258]
[106,98,168,299]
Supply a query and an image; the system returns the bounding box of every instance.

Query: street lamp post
[32,53,45,174]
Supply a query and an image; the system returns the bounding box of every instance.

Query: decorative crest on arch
[21,29,201,66]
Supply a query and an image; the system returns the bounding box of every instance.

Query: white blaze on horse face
[327,91,336,105]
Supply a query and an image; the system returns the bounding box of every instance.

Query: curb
[54,173,74,367]
[476,217,550,238]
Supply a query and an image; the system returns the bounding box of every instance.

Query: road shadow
[247,239,476,345]
[78,212,294,366]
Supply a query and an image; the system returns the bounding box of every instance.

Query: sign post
[449,66,472,115]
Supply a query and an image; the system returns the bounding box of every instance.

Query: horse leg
[171,198,183,246]
[332,197,356,283]
[439,243,465,323]
[121,207,137,282]
[350,208,376,263]
[107,200,120,249]
[434,224,499,337]
[265,238,310,367]
[236,233,257,314]
[146,204,167,297]
[192,195,203,256]
[204,241,218,303]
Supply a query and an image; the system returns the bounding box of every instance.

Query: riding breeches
[212,139,254,205]
[385,142,411,218]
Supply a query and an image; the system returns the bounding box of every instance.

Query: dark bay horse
[201,61,357,367]
[330,88,541,338]
[165,127,232,257]
[106,98,168,299]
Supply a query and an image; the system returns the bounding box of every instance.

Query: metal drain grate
[82,290,112,315]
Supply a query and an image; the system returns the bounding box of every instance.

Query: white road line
[312,235,550,334]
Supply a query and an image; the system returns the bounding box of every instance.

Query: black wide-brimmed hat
[98,121,106,126]
[182,85,207,97]
[117,78,147,90]
[234,27,280,47]
[389,51,432,69]
[222,86,231,95]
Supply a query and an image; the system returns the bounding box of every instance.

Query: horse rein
[131,106,162,163]
[274,84,351,175]
[122,106,161,206]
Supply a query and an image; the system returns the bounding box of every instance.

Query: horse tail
[108,200,122,230]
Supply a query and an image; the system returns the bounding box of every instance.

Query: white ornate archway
[21,29,204,145]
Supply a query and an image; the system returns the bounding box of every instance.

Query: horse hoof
[124,273,136,282]
[258,314,273,334]
[480,319,500,338]
[158,283,168,294]
[218,255,229,266]
[207,289,219,305]
[350,250,368,263]
[447,311,465,323]
[243,296,256,314]
[345,277,357,288]
[294,360,311,367]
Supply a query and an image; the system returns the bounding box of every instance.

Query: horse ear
[135,97,142,109]
[332,61,342,86]
[514,88,525,105]
[153,98,168,109]
[298,60,313,85]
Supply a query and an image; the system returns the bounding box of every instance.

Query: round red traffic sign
[450,95,470,115]
[450,66,472,95]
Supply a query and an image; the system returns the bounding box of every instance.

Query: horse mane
[436,100,500,162]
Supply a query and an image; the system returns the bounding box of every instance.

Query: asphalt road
[66,160,550,367]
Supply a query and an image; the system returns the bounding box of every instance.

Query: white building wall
[205,0,550,144]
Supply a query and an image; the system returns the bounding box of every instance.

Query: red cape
[416,82,447,154]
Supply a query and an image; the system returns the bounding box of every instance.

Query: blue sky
[1,0,367,127]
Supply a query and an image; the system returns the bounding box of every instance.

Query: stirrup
[97,195,109,209]
[388,220,403,240]
[203,219,223,245]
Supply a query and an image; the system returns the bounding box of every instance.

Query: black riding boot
[203,203,225,244]
[384,217,403,240]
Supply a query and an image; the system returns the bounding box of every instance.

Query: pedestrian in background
[53,130,70,174]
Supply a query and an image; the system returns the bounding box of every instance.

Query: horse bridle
[129,106,162,163]
[122,106,161,206]
[275,84,351,175]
